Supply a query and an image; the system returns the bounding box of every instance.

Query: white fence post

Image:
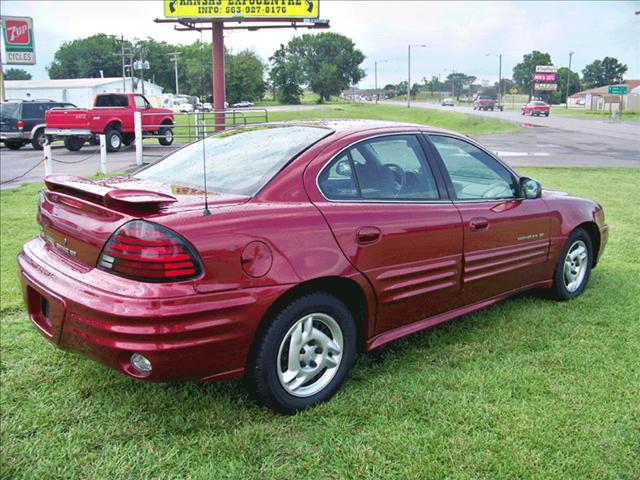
[99,134,107,175]
[195,111,201,140]
[43,143,52,177]
[134,111,143,166]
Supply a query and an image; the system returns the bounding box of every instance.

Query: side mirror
[335,160,352,177]
[520,177,542,199]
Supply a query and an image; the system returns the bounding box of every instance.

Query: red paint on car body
[18,121,607,383]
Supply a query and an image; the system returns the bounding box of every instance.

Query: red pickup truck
[45,93,174,152]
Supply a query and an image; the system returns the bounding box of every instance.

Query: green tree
[269,44,303,104]
[284,32,365,103]
[446,73,476,99]
[47,34,125,79]
[423,75,442,97]
[550,67,581,104]
[582,57,627,88]
[225,49,266,104]
[4,68,32,80]
[512,50,553,100]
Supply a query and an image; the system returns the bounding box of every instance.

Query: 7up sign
[2,16,36,65]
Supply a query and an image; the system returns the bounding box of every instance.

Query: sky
[1,0,639,89]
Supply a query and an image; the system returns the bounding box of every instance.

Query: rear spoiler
[44,175,177,211]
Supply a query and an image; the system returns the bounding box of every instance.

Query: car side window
[134,96,146,109]
[430,135,517,200]
[318,135,439,201]
[22,104,44,118]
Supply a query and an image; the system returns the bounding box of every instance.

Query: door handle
[357,226,382,244]
[470,217,489,231]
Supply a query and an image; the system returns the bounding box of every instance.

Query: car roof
[276,119,460,137]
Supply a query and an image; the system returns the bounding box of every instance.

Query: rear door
[426,134,550,306]
[307,132,463,335]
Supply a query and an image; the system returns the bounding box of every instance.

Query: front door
[427,134,550,306]
[309,133,464,335]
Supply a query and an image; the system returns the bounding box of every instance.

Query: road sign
[607,85,628,95]
[164,0,320,19]
[532,73,557,81]
[1,16,35,65]
[535,65,556,73]
[510,87,518,94]
[534,83,558,91]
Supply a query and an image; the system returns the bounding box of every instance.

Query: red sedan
[522,101,551,116]
[18,121,607,413]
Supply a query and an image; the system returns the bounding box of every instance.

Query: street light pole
[407,44,426,108]
[486,53,502,105]
[168,52,180,95]
[375,60,387,104]
[565,51,574,109]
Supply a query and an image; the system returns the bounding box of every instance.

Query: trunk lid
[39,175,249,268]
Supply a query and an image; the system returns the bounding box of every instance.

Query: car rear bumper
[45,128,92,137]
[1,131,29,141]
[18,237,287,382]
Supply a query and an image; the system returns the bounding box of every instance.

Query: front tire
[247,293,356,414]
[158,126,174,146]
[551,228,593,301]
[31,128,46,150]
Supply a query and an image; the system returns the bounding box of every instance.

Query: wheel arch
[105,120,122,132]
[246,276,370,371]
[574,221,601,267]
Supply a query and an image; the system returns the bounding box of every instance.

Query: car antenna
[201,128,211,216]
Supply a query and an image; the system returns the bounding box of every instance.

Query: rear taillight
[16,120,24,130]
[97,220,202,282]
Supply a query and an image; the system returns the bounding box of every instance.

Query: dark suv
[1,100,76,150]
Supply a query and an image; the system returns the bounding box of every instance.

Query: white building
[4,77,164,108]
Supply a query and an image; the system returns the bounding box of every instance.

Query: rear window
[95,95,128,107]
[0,103,20,119]
[137,125,332,196]
[533,102,547,106]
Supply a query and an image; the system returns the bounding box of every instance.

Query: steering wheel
[482,183,512,199]
[383,163,406,198]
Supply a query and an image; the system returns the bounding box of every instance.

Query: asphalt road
[2,103,638,189]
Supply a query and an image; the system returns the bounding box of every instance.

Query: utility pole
[565,51,574,109]
[113,35,129,93]
[168,52,180,95]
[407,44,426,108]
[374,60,386,104]
[486,53,502,105]
[140,47,146,96]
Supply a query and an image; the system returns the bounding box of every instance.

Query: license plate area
[26,285,66,343]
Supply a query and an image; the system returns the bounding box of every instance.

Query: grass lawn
[168,103,520,141]
[549,106,640,122]
[1,167,639,479]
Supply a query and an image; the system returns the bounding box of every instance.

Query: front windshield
[137,125,332,196]
[0,103,20,119]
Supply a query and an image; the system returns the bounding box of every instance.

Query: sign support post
[212,22,225,131]
[156,1,329,131]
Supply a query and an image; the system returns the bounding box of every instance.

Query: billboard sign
[535,65,557,73]
[1,16,35,65]
[164,0,320,19]
[532,73,557,82]
[534,83,558,91]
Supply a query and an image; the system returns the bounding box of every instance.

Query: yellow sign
[510,87,518,94]
[164,0,319,19]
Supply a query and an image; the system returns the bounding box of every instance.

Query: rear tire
[551,228,593,301]
[4,140,23,150]
[31,128,46,150]
[246,292,356,414]
[64,137,84,152]
[105,128,123,152]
